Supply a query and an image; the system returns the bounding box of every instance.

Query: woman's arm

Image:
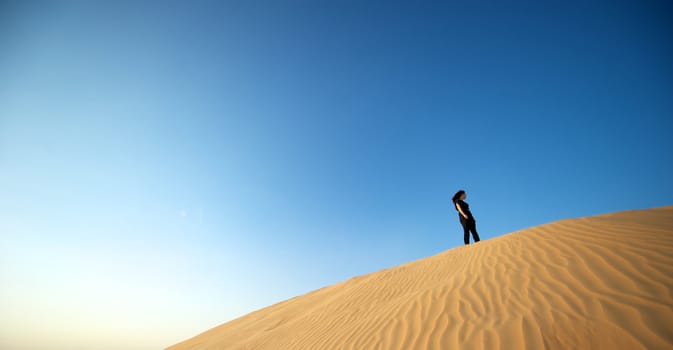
[455,202,469,219]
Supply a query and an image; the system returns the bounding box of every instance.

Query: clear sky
[1,1,672,349]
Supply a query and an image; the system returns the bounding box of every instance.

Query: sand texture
[168,206,673,350]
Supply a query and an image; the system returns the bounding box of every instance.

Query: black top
[454,200,474,220]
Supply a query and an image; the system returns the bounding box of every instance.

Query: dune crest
[168,206,673,350]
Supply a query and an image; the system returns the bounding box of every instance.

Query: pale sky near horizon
[2,1,672,349]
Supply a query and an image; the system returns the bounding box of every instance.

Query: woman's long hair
[452,190,465,203]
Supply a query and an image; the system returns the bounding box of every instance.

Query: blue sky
[1,1,672,349]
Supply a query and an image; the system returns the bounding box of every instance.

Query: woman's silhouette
[452,190,481,245]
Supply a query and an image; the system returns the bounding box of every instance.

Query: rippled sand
[168,206,673,350]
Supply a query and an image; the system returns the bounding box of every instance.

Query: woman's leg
[469,220,481,242]
[462,221,470,245]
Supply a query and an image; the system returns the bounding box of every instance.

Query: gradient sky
[1,1,672,349]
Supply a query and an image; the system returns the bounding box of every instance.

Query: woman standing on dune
[452,190,481,245]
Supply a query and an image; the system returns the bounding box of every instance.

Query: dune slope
[168,206,673,350]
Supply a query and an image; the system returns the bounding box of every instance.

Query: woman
[452,190,481,245]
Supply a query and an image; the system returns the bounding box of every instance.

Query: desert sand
[167,206,673,350]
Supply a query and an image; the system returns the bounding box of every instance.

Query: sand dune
[167,206,673,350]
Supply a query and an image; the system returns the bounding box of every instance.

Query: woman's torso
[455,200,474,220]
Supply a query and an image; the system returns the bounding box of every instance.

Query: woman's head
[452,190,466,202]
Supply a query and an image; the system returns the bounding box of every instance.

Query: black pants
[460,218,480,245]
